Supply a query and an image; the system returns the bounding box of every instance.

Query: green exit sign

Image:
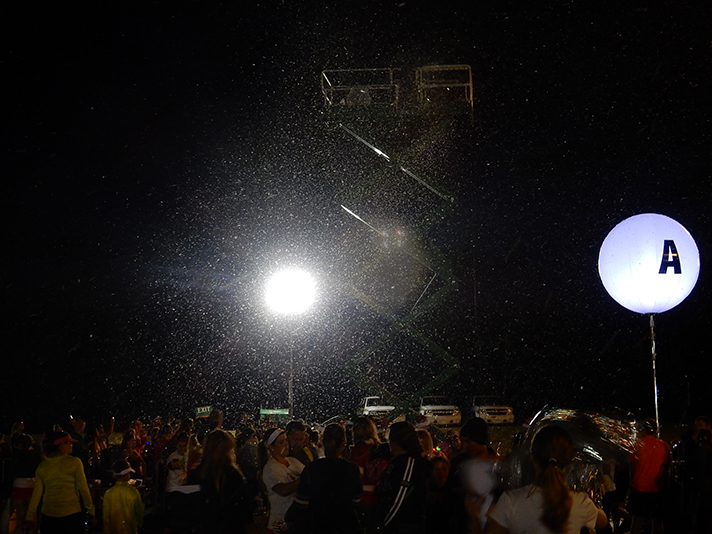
[195,405,213,418]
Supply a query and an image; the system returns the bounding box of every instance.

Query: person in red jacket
[629,418,671,534]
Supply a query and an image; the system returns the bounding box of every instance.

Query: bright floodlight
[265,270,316,315]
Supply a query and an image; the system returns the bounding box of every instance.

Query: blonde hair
[416,429,434,459]
[353,417,381,445]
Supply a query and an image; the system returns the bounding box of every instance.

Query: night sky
[3,2,711,432]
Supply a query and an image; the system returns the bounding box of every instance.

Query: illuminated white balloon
[598,213,699,314]
[265,269,316,315]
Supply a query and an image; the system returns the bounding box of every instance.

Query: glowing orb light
[598,213,699,314]
[265,269,316,315]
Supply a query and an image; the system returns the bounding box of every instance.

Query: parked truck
[471,396,515,424]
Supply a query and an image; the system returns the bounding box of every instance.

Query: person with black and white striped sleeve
[375,421,432,534]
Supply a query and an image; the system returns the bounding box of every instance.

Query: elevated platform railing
[321,65,473,114]
[321,68,400,107]
[415,64,473,109]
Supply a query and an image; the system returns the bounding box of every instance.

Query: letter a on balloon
[658,240,682,274]
[598,214,700,314]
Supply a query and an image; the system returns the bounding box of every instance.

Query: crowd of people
[0,411,710,534]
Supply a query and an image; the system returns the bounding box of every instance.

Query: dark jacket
[375,454,432,534]
[193,466,256,534]
[287,457,362,534]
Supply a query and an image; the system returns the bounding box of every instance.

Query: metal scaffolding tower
[322,65,473,423]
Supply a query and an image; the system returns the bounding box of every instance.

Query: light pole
[265,269,316,419]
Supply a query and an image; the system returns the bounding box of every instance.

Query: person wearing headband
[487,425,607,534]
[26,431,96,533]
[102,459,144,534]
[260,428,304,533]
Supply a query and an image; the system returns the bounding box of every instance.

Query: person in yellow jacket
[102,459,145,534]
[26,430,96,533]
